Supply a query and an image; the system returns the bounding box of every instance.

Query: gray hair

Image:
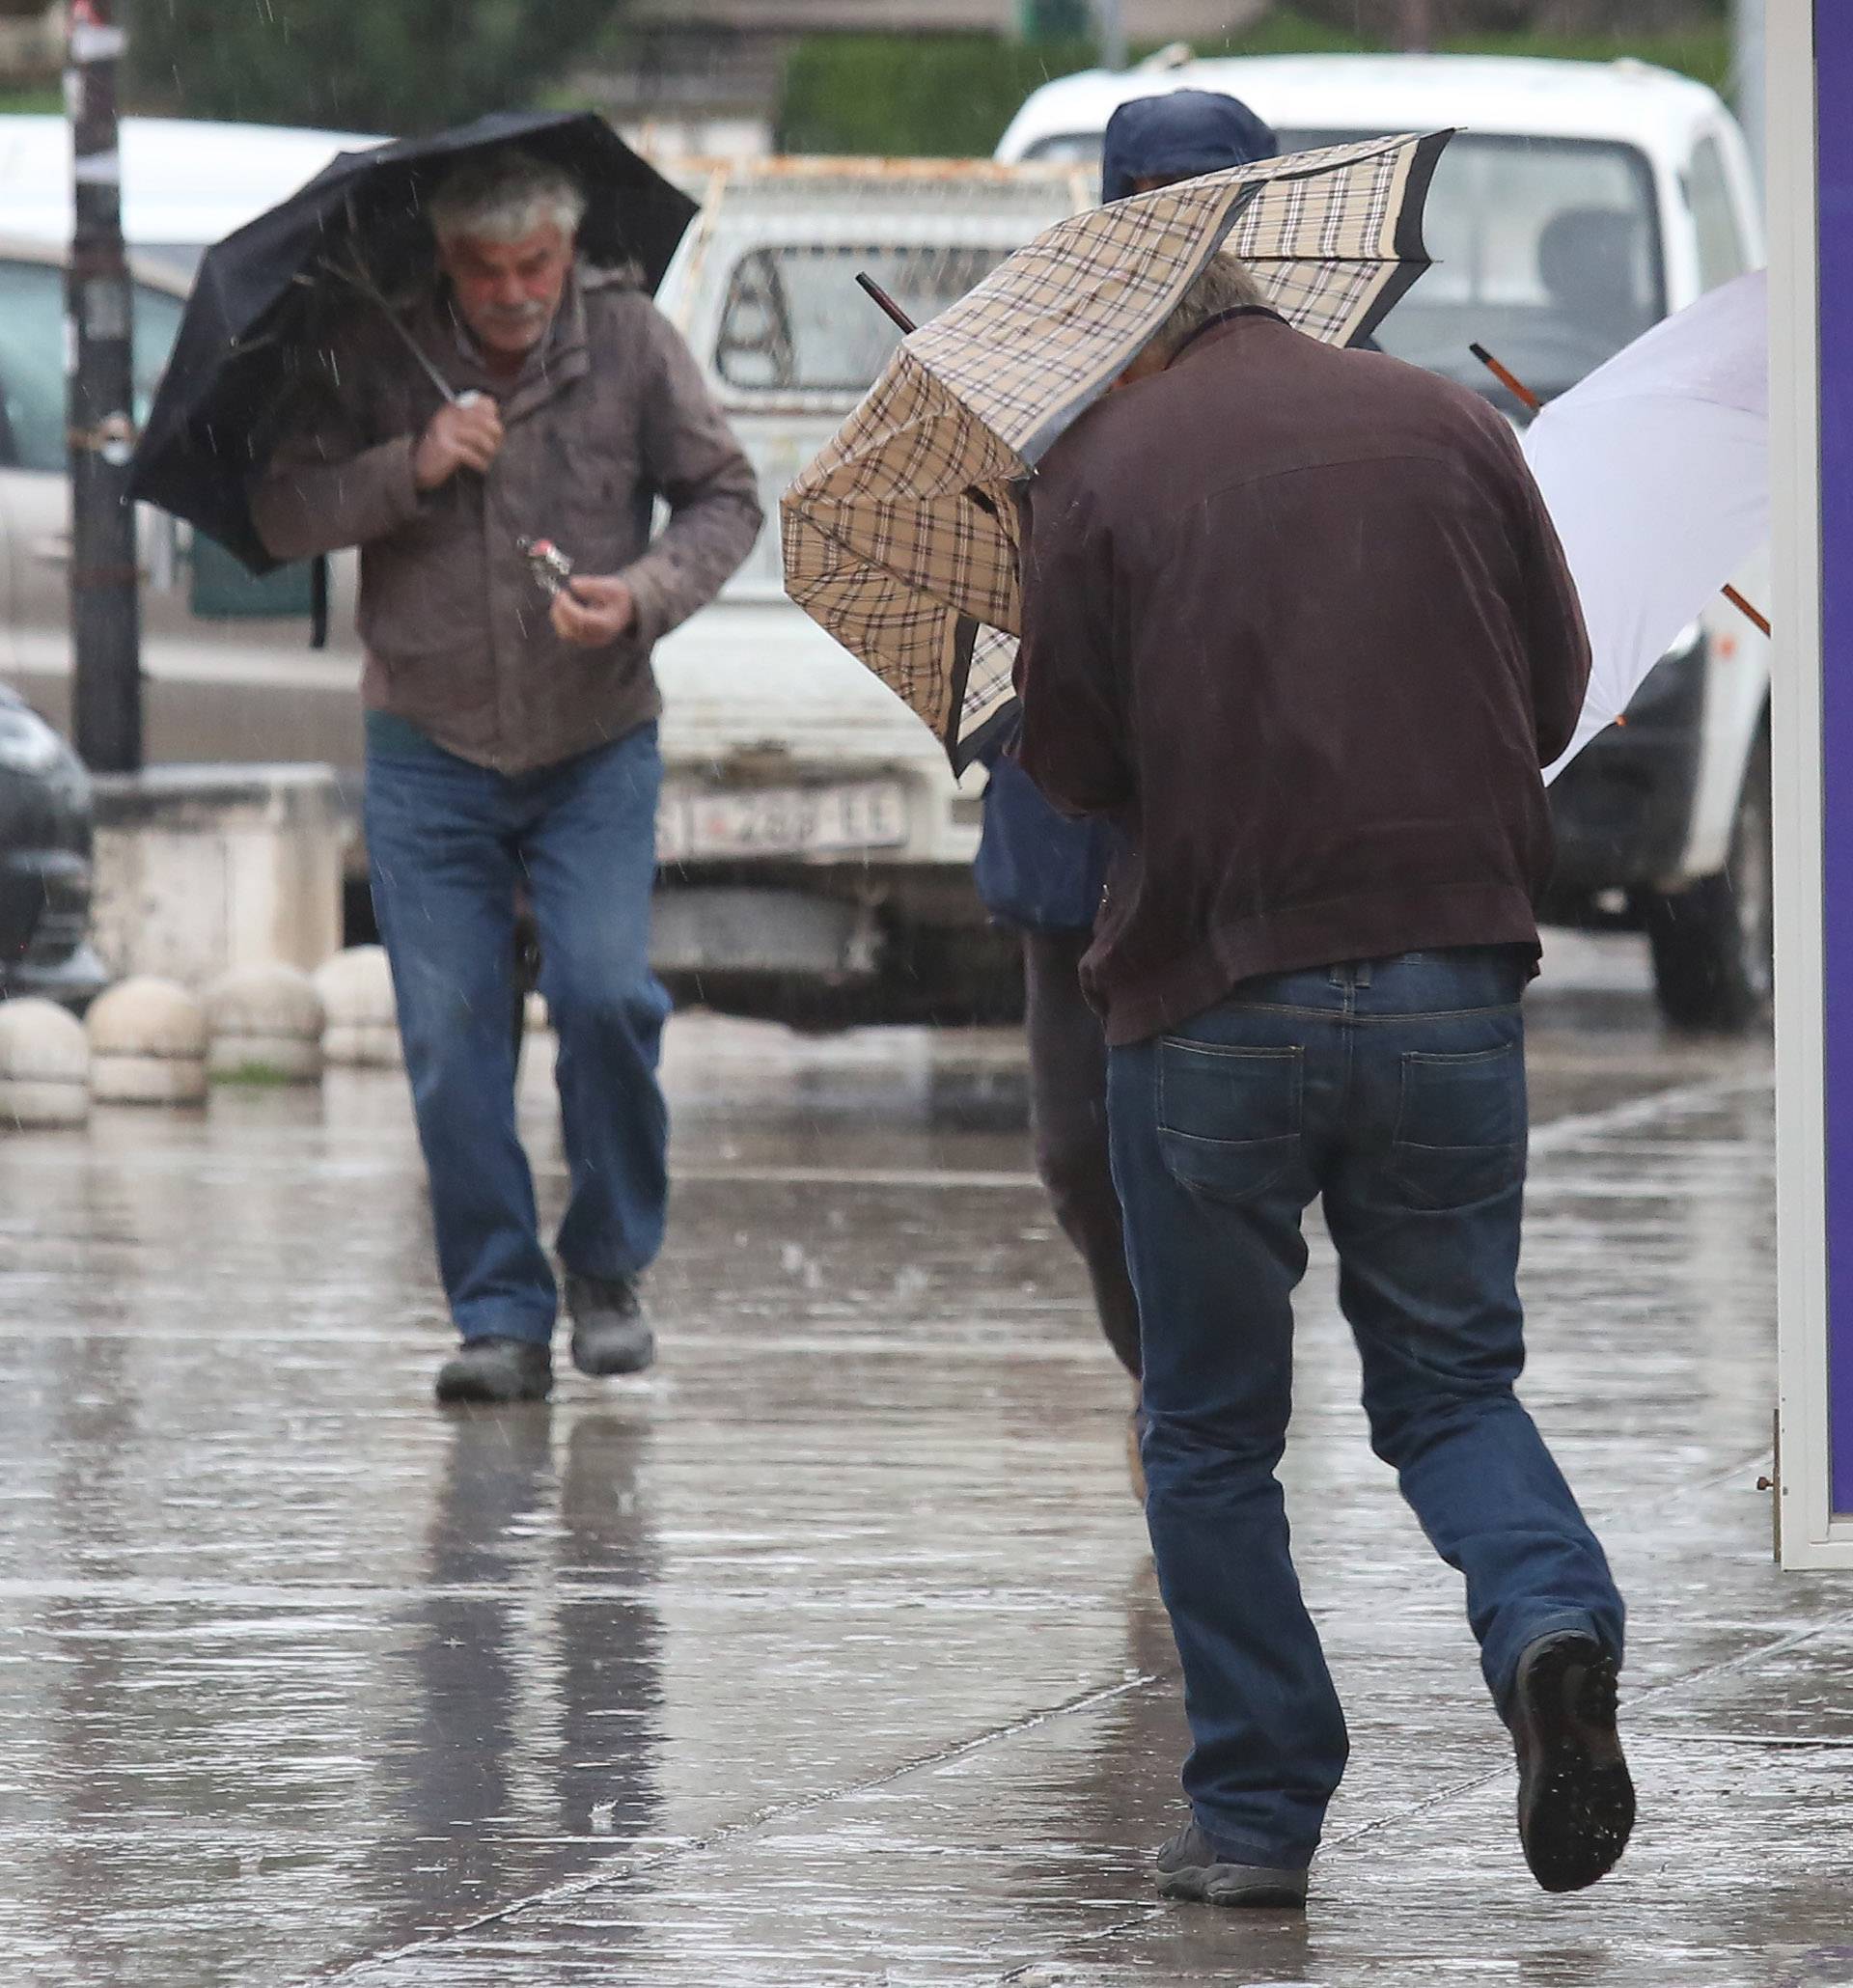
[1148,253,1272,358]
[429,150,587,249]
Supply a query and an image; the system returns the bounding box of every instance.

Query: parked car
[0,113,381,274]
[0,682,105,1008]
[999,52,1771,1029]
[0,116,375,830]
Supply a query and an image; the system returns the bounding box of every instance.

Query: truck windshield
[713,243,1009,395]
[1022,130,1664,401]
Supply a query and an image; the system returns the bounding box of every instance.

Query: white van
[1000,54,1771,1030]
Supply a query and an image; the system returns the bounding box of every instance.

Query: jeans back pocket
[1156,1038,1304,1205]
[1386,1041,1525,1210]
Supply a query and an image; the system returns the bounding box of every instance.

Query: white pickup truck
[647,158,1089,1025]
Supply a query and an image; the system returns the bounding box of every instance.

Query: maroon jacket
[1013,308,1590,1046]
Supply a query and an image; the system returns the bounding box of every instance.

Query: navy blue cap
[1100,89,1279,204]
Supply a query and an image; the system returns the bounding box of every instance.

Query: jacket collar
[405,268,592,418]
[1166,304,1289,371]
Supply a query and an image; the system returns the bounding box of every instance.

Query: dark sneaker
[564,1273,656,1377]
[1154,1821,1308,1910]
[1509,1630,1635,1893]
[434,1336,552,1405]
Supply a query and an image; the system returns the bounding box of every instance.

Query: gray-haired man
[255,149,762,1403]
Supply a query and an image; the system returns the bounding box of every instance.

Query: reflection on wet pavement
[0,933,1835,1986]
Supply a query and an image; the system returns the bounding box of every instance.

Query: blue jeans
[1108,949,1623,1869]
[365,724,672,1346]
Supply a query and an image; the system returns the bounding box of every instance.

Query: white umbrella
[1512,267,1768,783]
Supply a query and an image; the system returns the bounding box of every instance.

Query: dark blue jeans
[1108,949,1623,1870]
[366,724,671,1346]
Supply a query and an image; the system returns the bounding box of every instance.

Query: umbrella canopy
[127,110,697,573]
[781,130,1452,768]
[1520,268,1768,783]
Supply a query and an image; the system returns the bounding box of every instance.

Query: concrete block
[315,946,401,1068]
[89,765,352,989]
[0,998,91,1128]
[87,976,208,1106]
[204,964,326,1084]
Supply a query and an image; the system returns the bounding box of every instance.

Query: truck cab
[999,54,1770,1029]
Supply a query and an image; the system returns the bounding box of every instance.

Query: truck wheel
[1645,725,1772,1033]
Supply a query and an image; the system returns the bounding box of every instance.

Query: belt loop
[1327,963,1347,990]
[1355,959,1373,989]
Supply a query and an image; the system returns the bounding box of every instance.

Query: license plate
[657,779,909,862]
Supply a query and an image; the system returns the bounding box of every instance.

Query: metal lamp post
[1095,0,1128,70]
[66,0,142,774]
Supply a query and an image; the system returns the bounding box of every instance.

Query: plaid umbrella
[781,130,1452,768]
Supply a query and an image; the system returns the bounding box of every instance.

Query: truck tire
[1645,724,1772,1033]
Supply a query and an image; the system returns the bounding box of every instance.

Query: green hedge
[777,13,1733,159]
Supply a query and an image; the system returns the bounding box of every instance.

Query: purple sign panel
[1822,10,1853,1512]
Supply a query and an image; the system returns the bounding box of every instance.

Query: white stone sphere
[0,998,90,1127]
[314,946,401,1067]
[86,977,208,1106]
[204,964,325,1083]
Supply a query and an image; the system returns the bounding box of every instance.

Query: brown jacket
[1014,308,1590,1046]
[252,265,762,775]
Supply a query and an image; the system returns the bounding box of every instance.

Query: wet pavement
[0,932,1843,1987]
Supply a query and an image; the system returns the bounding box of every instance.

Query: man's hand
[413,397,504,491]
[551,574,637,649]
[548,572,636,648]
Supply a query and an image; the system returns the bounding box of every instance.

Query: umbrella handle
[1469,341,1771,641]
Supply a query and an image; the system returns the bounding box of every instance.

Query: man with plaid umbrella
[1013,238,1634,1903]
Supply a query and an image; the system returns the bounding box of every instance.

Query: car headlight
[0,705,70,777]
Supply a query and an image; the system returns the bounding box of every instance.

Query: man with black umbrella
[253,146,761,1404]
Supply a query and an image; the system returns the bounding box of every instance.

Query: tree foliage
[125,0,629,134]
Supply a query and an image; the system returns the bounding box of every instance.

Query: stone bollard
[204,963,326,1085]
[87,977,208,1106]
[0,999,91,1128]
[315,946,401,1068]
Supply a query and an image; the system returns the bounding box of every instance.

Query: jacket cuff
[620,561,674,651]
[380,435,424,530]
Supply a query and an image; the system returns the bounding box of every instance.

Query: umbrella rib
[321,250,461,407]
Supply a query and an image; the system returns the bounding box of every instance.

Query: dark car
[0,684,107,1008]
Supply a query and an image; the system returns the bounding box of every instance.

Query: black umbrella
[127,110,698,575]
